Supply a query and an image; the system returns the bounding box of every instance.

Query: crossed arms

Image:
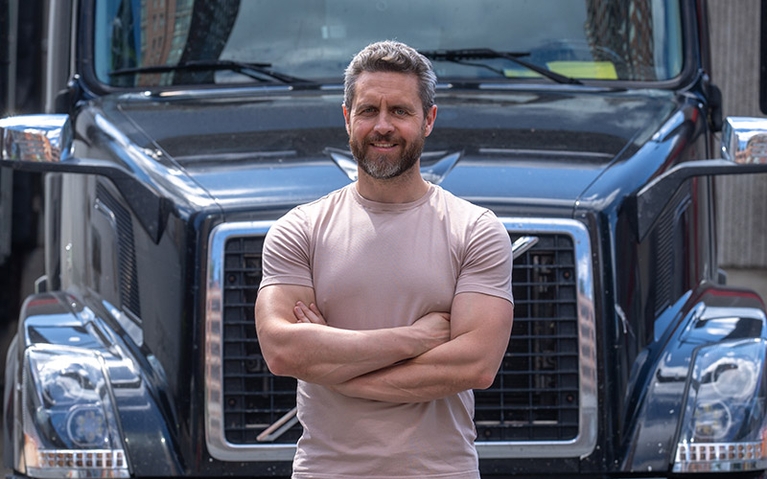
[254,284,514,403]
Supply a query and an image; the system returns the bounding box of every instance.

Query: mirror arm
[631,159,767,241]
[3,157,169,243]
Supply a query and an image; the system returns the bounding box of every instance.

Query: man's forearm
[255,285,451,385]
[331,331,501,403]
[262,322,443,385]
[331,293,514,403]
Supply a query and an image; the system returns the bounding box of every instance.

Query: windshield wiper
[109,59,310,84]
[419,48,583,85]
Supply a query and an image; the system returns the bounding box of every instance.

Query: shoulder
[431,185,487,214]
[430,185,502,228]
[265,186,353,253]
[426,186,509,256]
[273,184,354,230]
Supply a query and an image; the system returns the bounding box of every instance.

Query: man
[255,40,514,478]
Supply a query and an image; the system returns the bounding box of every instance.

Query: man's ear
[424,105,437,137]
[342,104,351,135]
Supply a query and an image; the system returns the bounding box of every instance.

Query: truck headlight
[673,338,767,473]
[21,344,129,478]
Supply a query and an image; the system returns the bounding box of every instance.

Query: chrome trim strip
[204,221,297,461]
[149,85,293,99]
[204,217,598,461]
[476,217,598,459]
[478,83,610,93]
[257,407,299,443]
[479,148,613,159]
[510,236,539,259]
[94,198,117,229]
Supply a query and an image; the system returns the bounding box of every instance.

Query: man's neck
[355,168,430,203]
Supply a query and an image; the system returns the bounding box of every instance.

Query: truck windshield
[93,0,683,88]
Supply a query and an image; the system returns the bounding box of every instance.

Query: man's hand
[407,311,452,350]
[293,301,326,325]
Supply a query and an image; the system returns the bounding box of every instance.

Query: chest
[310,210,463,328]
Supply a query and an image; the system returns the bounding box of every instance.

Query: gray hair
[344,40,437,115]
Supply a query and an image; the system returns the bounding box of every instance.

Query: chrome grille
[219,235,301,444]
[205,218,597,461]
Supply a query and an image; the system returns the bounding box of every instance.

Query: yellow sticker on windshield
[503,61,618,80]
[546,61,618,80]
[503,68,540,78]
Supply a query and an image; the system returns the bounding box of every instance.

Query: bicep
[255,284,315,337]
[450,292,514,362]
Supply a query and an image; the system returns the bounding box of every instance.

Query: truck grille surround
[205,218,597,461]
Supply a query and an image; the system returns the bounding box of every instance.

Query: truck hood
[108,88,678,212]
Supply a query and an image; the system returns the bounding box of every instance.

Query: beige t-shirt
[260,183,513,479]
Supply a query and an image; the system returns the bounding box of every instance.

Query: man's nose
[373,111,394,134]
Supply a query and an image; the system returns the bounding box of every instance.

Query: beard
[350,131,425,180]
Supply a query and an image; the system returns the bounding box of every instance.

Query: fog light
[673,339,767,473]
[692,400,731,441]
[67,406,108,447]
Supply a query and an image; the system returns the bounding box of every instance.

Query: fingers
[294,301,327,325]
[293,303,308,322]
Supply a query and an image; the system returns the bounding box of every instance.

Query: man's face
[343,71,437,180]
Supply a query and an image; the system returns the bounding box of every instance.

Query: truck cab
[3,1,767,477]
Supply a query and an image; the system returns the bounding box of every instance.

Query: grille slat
[216,230,583,445]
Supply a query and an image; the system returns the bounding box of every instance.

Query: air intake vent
[651,181,691,316]
[95,183,140,316]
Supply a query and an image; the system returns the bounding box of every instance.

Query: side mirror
[0,114,72,163]
[634,117,767,240]
[721,117,767,163]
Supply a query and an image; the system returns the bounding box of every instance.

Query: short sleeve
[259,207,315,291]
[455,210,514,304]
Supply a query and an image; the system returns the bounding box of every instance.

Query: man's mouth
[369,135,399,149]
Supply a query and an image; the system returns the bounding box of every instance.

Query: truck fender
[624,282,767,473]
